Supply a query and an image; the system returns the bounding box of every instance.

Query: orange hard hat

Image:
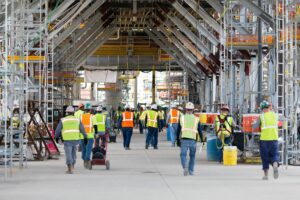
[78,103,84,108]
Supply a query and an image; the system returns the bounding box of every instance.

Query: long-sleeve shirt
[55,118,87,145]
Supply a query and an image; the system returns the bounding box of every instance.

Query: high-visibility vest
[180,114,199,140]
[139,110,148,121]
[260,111,278,141]
[215,114,233,137]
[161,110,165,120]
[74,110,84,119]
[170,109,180,123]
[61,115,80,141]
[122,111,134,128]
[12,116,20,128]
[146,110,158,128]
[81,113,94,138]
[93,113,106,133]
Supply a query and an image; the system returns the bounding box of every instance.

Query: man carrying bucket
[214,105,235,163]
[180,102,203,176]
[252,101,280,180]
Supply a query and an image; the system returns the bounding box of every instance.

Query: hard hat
[151,104,157,110]
[171,104,177,108]
[221,105,230,111]
[178,106,183,111]
[78,103,84,108]
[96,106,103,112]
[66,106,75,113]
[260,100,270,110]
[185,102,194,110]
[84,102,91,109]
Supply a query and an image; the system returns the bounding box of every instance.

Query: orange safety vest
[170,109,180,123]
[81,113,93,133]
[122,111,134,128]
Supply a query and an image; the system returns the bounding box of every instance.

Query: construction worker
[145,104,160,149]
[102,106,112,133]
[93,106,108,147]
[214,105,235,163]
[158,106,165,132]
[166,104,180,147]
[115,106,123,134]
[55,106,88,174]
[75,103,84,119]
[80,102,95,169]
[119,105,134,150]
[138,107,144,134]
[180,102,203,176]
[12,111,20,129]
[252,101,280,180]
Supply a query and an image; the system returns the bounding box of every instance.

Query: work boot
[183,168,188,176]
[145,144,149,149]
[66,164,73,174]
[262,170,268,180]
[273,162,279,179]
[83,160,88,169]
[87,160,92,170]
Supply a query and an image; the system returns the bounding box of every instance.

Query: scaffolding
[0,0,52,180]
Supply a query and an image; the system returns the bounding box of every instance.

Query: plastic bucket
[206,134,218,161]
[223,146,237,166]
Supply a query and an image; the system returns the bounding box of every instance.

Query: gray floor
[1,130,300,200]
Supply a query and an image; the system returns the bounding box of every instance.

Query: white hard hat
[96,106,103,112]
[171,104,177,108]
[151,104,157,110]
[178,106,183,111]
[185,102,194,110]
[66,106,75,113]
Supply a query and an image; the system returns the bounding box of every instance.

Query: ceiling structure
[48,0,268,80]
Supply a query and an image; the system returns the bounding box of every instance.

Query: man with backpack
[214,105,236,163]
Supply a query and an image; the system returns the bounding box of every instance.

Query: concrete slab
[1,130,300,200]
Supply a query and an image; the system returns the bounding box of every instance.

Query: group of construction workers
[55,103,111,174]
[55,99,280,179]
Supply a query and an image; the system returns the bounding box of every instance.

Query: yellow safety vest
[180,114,199,140]
[146,110,158,128]
[260,112,278,141]
[93,113,106,132]
[61,115,80,141]
[75,110,84,119]
[215,114,233,137]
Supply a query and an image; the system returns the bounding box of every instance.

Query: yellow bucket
[199,113,207,124]
[223,146,237,166]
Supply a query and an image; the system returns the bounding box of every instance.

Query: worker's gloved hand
[84,138,88,145]
[55,137,60,143]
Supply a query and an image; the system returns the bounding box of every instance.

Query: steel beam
[48,0,76,23]
[168,0,219,46]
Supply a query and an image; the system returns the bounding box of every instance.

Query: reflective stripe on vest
[81,113,94,138]
[170,109,179,123]
[61,115,80,141]
[147,110,158,128]
[74,110,84,119]
[181,114,198,140]
[122,111,134,127]
[94,114,106,132]
[260,112,278,141]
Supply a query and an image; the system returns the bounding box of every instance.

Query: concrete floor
[1,130,300,200]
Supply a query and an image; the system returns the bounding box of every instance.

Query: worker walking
[138,107,144,134]
[215,105,235,163]
[166,104,180,147]
[145,104,160,149]
[158,106,165,132]
[80,102,95,169]
[75,103,84,119]
[93,106,108,147]
[119,106,134,150]
[180,102,203,176]
[55,106,88,174]
[253,101,280,180]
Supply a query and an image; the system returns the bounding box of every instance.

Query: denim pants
[139,120,144,134]
[216,137,231,162]
[260,140,279,170]
[180,139,197,174]
[81,138,94,161]
[169,123,179,146]
[64,142,77,165]
[146,127,158,148]
[122,127,133,148]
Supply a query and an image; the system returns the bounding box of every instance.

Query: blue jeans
[81,138,94,161]
[139,120,144,134]
[216,137,231,162]
[64,142,77,165]
[169,123,179,146]
[260,140,279,170]
[122,127,133,148]
[146,127,158,148]
[180,139,197,174]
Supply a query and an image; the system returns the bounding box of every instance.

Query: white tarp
[84,70,117,83]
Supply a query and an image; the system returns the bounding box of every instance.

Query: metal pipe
[257,0,263,104]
